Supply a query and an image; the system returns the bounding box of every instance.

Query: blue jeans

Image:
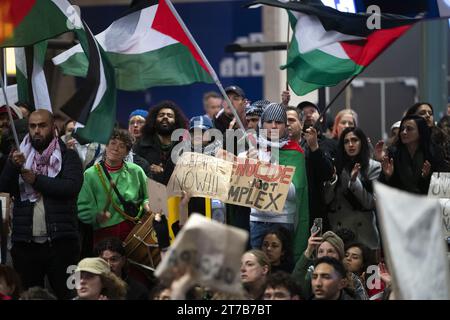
[250,221,294,249]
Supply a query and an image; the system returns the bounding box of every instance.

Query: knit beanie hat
[245,99,271,117]
[129,109,148,120]
[321,231,345,260]
[261,103,287,124]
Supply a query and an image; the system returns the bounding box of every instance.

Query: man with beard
[134,101,187,185]
[0,109,83,299]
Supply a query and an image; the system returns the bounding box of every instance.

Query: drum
[123,212,161,270]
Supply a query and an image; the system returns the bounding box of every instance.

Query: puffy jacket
[0,140,83,243]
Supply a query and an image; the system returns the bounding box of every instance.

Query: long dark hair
[396,114,432,160]
[405,102,434,120]
[142,100,187,136]
[336,127,371,180]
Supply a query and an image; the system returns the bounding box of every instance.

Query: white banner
[428,172,450,239]
[375,182,450,300]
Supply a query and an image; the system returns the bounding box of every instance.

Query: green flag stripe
[56,43,213,91]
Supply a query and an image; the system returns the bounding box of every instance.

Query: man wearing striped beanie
[247,103,310,261]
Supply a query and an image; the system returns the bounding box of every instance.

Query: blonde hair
[332,109,358,139]
[245,249,271,273]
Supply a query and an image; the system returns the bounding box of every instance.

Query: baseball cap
[75,257,110,275]
[297,101,319,112]
[225,85,245,98]
[189,115,214,130]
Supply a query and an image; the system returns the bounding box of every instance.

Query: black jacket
[0,140,83,243]
[133,134,177,185]
[300,135,336,230]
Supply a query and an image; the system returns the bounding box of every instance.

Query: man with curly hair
[134,101,187,185]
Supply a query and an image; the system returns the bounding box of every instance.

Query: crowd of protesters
[0,85,449,300]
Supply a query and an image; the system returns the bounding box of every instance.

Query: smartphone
[310,218,323,236]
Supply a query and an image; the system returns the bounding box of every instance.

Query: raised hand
[421,160,431,178]
[350,163,361,182]
[304,230,323,258]
[374,140,385,162]
[378,262,392,286]
[381,156,394,179]
[304,127,319,152]
[281,90,290,106]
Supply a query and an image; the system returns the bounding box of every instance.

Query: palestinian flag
[15,41,52,111]
[246,0,421,96]
[53,0,214,91]
[0,0,73,47]
[279,140,309,261]
[1,0,117,144]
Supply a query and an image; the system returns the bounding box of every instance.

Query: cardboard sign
[167,153,295,214]
[226,158,295,213]
[147,178,169,216]
[428,172,450,239]
[375,182,450,300]
[167,152,233,198]
[154,214,248,295]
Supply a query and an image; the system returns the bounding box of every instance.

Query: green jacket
[77,161,149,230]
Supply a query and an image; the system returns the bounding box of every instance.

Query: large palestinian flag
[1,0,116,144]
[246,0,423,96]
[53,0,214,91]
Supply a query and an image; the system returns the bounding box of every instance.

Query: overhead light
[5,48,16,76]
[403,78,418,87]
[352,79,365,88]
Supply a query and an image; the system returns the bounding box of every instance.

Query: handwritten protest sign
[167,153,295,213]
[226,158,295,213]
[154,214,248,295]
[428,172,450,240]
[167,152,233,198]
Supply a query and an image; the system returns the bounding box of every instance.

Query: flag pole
[0,50,20,150]
[285,13,290,91]
[164,0,255,148]
[314,74,358,131]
